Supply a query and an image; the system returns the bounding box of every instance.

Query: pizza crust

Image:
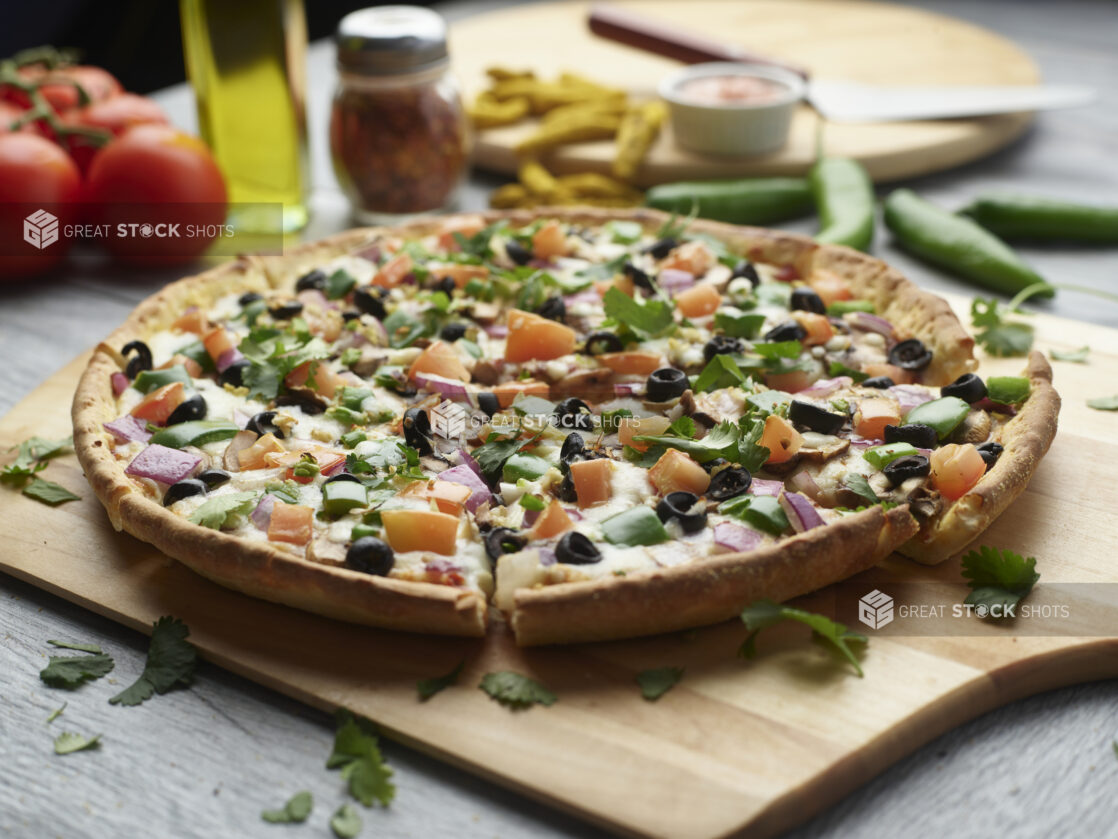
[70,208,1053,644]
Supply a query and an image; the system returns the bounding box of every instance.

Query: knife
[588,5,1096,123]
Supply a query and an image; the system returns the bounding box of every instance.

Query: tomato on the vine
[85,124,228,266]
[3,64,121,111]
[60,93,169,172]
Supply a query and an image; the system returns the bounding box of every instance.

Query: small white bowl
[658,62,805,156]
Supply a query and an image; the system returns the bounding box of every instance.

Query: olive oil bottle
[180,0,309,233]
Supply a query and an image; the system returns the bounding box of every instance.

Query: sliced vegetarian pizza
[72,209,1059,644]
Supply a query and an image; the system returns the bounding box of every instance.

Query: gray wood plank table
[2,1,1117,837]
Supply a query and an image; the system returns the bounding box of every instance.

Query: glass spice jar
[330,6,471,223]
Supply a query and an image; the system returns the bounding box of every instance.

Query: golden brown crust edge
[899,351,1059,565]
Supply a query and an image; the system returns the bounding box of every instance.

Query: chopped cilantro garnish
[188,491,259,530]
[46,703,66,724]
[636,667,683,701]
[692,355,746,393]
[48,640,103,654]
[327,710,396,807]
[961,546,1039,616]
[1087,395,1118,411]
[2,435,72,487]
[1050,345,1089,363]
[21,478,81,506]
[417,660,464,701]
[109,616,197,706]
[602,286,675,339]
[843,473,880,506]
[740,599,867,677]
[472,428,540,483]
[479,671,557,710]
[53,731,101,755]
[238,326,331,400]
[713,309,766,339]
[40,652,114,689]
[261,791,313,824]
[330,804,363,838]
[717,495,789,536]
[326,269,357,299]
[827,360,869,383]
[971,296,1034,357]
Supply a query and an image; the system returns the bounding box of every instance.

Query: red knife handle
[588,4,809,79]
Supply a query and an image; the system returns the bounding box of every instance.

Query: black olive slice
[883,454,931,487]
[402,407,433,454]
[623,262,653,290]
[197,468,231,489]
[883,423,937,449]
[941,373,987,403]
[583,331,624,355]
[790,288,826,315]
[888,338,933,371]
[976,441,1004,469]
[477,392,500,418]
[163,478,207,507]
[555,531,602,565]
[763,320,807,343]
[788,400,845,435]
[440,322,469,342]
[656,491,707,534]
[269,301,303,320]
[707,466,752,501]
[325,472,363,484]
[559,432,586,469]
[238,291,263,307]
[703,335,743,362]
[731,260,761,287]
[246,411,284,439]
[645,237,678,260]
[505,240,533,266]
[353,286,387,319]
[537,295,566,322]
[485,527,527,562]
[429,276,456,296]
[122,340,153,379]
[346,537,395,576]
[646,367,688,402]
[295,269,327,292]
[862,376,895,389]
[166,393,207,426]
[553,399,593,432]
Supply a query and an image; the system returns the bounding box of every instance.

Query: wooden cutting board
[3,294,1117,839]
[451,0,1040,185]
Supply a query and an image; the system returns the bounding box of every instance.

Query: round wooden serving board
[450,0,1041,185]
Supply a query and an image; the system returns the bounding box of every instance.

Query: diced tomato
[618,416,671,452]
[437,215,485,251]
[763,369,814,393]
[529,499,574,540]
[492,380,550,408]
[430,263,489,289]
[531,220,570,260]
[504,309,577,362]
[381,509,460,555]
[597,351,663,377]
[160,355,203,378]
[130,381,186,425]
[792,311,834,347]
[172,308,209,335]
[809,270,853,307]
[427,480,472,515]
[595,272,634,298]
[285,360,342,398]
[202,326,235,364]
[408,340,470,382]
[569,458,613,508]
[863,362,915,385]
[268,503,314,546]
[853,397,901,440]
[372,252,413,288]
[661,240,714,276]
[759,414,803,464]
[281,451,346,484]
[675,283,722,318]
[237,433,287,470]
[649,449,710,495]
[930,443,987,501]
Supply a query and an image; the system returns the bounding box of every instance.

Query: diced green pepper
[350,523,378,541]
[148,420,239,449]
[326,406,367,427]
[132,365,192,394]
[326,269,357,299]
[502,453,551,482]
[864,442,918,470]
[340,430,367,449]
[519,494,546,511]
[292,455,320,480]
[338,386,374,411]
[323,481,368,516]
[902,396,971,440]
[177,340,215,372]
[985,376,1030,405]
[601,506,669,547]
[717,495,789,536]
[826,299,876,316]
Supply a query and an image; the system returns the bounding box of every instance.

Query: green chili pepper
[501,453,551,482]
[132,365,192,394]
[864,442,918,470]
[902,396,970,440]
[148,420,239,449]
[883,189,1054,299]
[644,177,814,225]
[985,376,1031,405]
[810,157,875,251]
[322,481,367,516]
[601,507,669,547]
[960,195,1118,243]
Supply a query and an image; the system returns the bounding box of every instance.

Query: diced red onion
[658,269,696,291]
[484,324,509,338]
[111,372,129,396]
[537,546,556,566]
[414,372,471,400]
[779,491,825,532]
[251,494,275,531]
[216,348,243,373]
[321,459,346,477]
[297,289,333,309]
[713,522,762,553]
[888,385,935,412]
[789,470,822,501]
[848,312,895,337]
[774,265,799,282]
[125,444,200,485]
[352,244,381,262]
[564,290,601,307]
[529,259,554,270]
[749,478,784,497]
[233,408,251,430]
[847,433,880,447]
[972,397,1017,416]
[522,508,540,528]
[103,415,152,444]
[437,464,492,512]
[798,376,852,399]
[426,558,462,575]
[455,448,484,480]
[613,382,645,397]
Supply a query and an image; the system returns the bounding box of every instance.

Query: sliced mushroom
[551,367,615,401]
[350,348,394,378]
[797,433,850,463]
[307,538,347,567]
[950,409,992,445]
[222,430,259,471]
[471,358,504,386]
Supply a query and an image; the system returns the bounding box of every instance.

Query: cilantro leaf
[740,599,867,677]
[602,286,675,339]
[472,428,539,482]
[239,329,331,400]
[261,791,313,824]
[53,731,101,755]
[188,491,259,530]
[417,661,464,701]
[1087,395,1118,411]
[109,616,197,706]
[2,435,72,486]
[828,360,869,383]
[22,477,81,506]
[735,417,770,473]
[479,671,557,709]
[327,710,396,807]
[46,703,66,724]
[961,546,1039,616]
[330,803,363,838]
[752,340,802,360]
[1050,345,1089,363]
[452,221,505,258]
[692,355,746,393]
[48,640,103,654]
[636,667,683,701]
[326,269,357,300]
[971,297,1034,357]
[635,420,740,464]
[843,474,880,506]
[40,653,114,689]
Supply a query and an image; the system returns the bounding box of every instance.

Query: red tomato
[0,101,29,133]
[4,65,121,111]
[85,125,228,266]
[0,133,81,280]
[60,93,169,172]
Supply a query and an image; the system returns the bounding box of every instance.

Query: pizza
[72,209,1059,645]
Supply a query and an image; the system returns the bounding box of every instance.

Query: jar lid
[336,5,449,75]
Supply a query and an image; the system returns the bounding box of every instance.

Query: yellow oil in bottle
[180,0,309,233]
